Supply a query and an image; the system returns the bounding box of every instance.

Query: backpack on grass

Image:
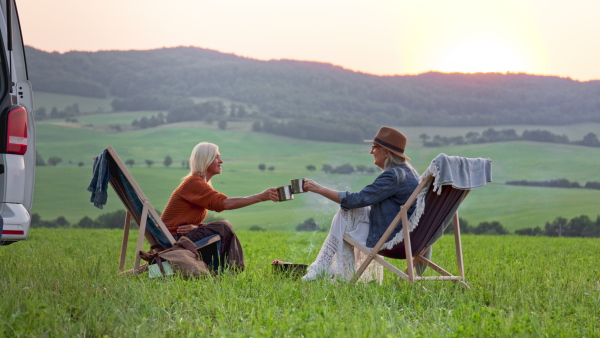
[139,236,211,278]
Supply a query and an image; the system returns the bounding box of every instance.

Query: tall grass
[1,229,598,336]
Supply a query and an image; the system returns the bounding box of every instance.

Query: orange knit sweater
[161,175,228,235]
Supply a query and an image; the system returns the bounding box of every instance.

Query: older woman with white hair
[161,142,279,272]
[301,127,420,282]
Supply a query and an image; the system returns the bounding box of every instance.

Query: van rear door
[0,0,35,243]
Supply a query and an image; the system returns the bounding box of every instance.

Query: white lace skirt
[302,207,384,283]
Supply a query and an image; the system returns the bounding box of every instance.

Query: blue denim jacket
[338,164,419,248]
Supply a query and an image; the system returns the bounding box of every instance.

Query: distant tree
[355,165,367,173]
[465,131,480,143]
[515,226,543,236]
[157,112,165,124]
[47,156,62,166]
[419,133,430,144]
[36,151,46,166]
[95,210,127,229]
[77,216,97,228]
[125,159,135,167]
[74,210,127,229]
[31,214,71,228]
[258,163,266,172]
[249,225,266,231]
[35,107,47,120]
[472,221,509,235]
[148,115,159,127]
[306,165,316,172]
[218,119,227,130]
[322,164,332,174]
[580,132,600,147]
[296,218,321,232]
[163,155,173,168]
[145,159,154,168]
[331,163,354,174]
[584,181,600,190]
[268,166,275,172]
[78,161,84,167]
[55,216,70,227]
[544,217,568,237]
[139,116,149,129]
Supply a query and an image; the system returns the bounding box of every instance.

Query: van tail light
[2,230,24,235]
[6,106,28,155]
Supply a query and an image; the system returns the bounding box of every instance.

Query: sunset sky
[16,0,600,81]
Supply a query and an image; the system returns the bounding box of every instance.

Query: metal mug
[277,185,294,201]
[290,178,306,194]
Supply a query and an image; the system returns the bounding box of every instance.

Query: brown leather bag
[140,236,210,278]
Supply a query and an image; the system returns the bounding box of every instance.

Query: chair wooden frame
[343,173,471,288]
[104,147,176,274]
[103,147,221,275]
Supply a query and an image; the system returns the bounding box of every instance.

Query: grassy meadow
[32,116,600,231]
[3,93,598,336]
[1,228,599,336]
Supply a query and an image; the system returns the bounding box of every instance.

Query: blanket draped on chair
[378,153,492,250]
[87,149,172,248]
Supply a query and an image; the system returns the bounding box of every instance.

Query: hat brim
[364,140,411,160]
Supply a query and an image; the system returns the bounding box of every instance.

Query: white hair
[185,142,218,183]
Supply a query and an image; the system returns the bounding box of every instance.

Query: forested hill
[25,46,600,130]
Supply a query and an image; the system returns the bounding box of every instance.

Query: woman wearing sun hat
[301,126,420,282]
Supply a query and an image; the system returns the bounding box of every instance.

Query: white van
[0,0,35,245]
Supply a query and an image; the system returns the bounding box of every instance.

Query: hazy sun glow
[436,40,527,73]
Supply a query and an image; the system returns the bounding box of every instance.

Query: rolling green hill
[26,46,600,133]
[32,113,600,232]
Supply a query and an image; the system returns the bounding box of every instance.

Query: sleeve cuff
[338,191,349,211]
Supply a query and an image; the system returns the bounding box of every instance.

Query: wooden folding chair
[99,147,220,274]
[344,155,492,288]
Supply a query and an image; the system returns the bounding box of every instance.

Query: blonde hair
[383,150,418,178]
[185,142,219,182]
[383,151,405,170]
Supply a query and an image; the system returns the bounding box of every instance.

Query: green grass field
[1,229,598,336]
[13,94,600,336]
[32,118,600,231]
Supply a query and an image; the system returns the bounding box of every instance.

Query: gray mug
[290,178,305,194]
[277,185,294,201]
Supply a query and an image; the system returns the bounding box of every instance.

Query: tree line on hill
[25,46,600,140]
[32,104,85,121]
[421,128,600,148]
[514,215,600,237]
[257,163,378,175]
[33,211,600,238]
[30,210,223,229]
[506,179,600,190]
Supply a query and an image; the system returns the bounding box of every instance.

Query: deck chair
[88,146,221,275]
[343,153,492,287]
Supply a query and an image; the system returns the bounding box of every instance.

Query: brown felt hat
[364,126,411,160]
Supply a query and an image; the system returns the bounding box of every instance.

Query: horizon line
[24,44,598,82]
